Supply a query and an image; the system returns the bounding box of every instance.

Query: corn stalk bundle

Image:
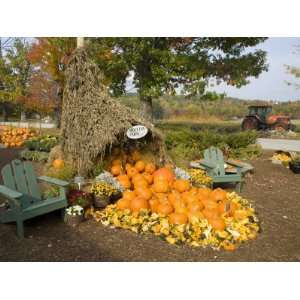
[61,48,166,175]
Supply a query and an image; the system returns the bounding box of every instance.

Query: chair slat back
[204,147,225,176]
[2,164,17,190]
[23,162,41,200]
[2,160,41,202]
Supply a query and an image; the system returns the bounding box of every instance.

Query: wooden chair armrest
[0,185,22,198]
[226,159,244,169]
[198,159,215,169]
[0,185,22,209]
[38,176,69,187]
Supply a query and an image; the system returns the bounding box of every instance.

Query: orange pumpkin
[209,216,226,231]
[122,190,136,202]
[135,187,152,200]
[169,212,188,225]
[182,192,198,205]
[145,162,156,174]
[168,191,181,206]
[133,178,148,189]
[116,198,131,210]
[153,167,175,183]
[53,159,64,169]
[173,179,191,193]
[135,160,145,173]
[130,197,149,212]
[117,174,131,189]
[211,188,227,202]
[188,201,204,212]
[125,163,132,172]
[111,165,122,176]
[202,208,219,220]
[131,174,144,184]
[174,200,187,214]
[126,166,138,179]
[149,198,159,213]
[143,173,153,184]
[204,200,219,210]
[198,188,212,199]
[112,159,122,166]
[153,179,169,193]
[156,202,173,216]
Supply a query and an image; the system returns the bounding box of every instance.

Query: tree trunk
[54,87,63,128]
[140,95,153,122]
[2,103,8,121]
[20,111,26,121]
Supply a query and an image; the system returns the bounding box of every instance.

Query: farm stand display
[0,127,36,148]
[88,151,260,251]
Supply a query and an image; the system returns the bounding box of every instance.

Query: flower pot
[289,161,300,174]
[64,213,83,227]
[93,195,110,208]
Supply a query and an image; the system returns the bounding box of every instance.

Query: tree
[90,38,268,121]
[285,45,300,90]
[27,37,76,126]
[0,38,32,120]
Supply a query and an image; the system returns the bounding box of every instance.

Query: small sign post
[127,125,148,139]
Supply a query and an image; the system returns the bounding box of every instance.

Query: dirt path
[0,150,300,261]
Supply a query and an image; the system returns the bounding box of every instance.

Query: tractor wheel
[242,117,259,131]
[273,122,288,131]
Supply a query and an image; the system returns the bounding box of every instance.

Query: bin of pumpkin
[89,153,259,251]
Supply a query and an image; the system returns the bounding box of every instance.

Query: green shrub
[45,165,76,181]
[19,149,49,162]
[25,135,59,152]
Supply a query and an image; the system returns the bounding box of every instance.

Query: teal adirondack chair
[195,147,243,192]
[0,159,69,238]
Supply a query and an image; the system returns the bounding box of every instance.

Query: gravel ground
[0,149,300,261]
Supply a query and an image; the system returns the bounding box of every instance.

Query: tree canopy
[90,37,268,120]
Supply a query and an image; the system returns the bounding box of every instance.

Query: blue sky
[210,37,300,101]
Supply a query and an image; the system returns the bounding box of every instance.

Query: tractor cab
[248,105,272,122]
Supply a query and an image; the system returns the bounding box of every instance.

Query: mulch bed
[0,149,300,261]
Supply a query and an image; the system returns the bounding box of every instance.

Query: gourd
[53,159,65,169]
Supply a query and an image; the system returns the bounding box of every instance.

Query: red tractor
[242,105,292,131]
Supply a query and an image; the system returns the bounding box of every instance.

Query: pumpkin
[228,201,238,216]
[135,187,152,200]
[182,192,198,205]
[145,162,156,174]
[112,159,122,166]
[149,198,159,213]
[126,166,138,178]
[143,173,153,184]
[173,179,190,193]
[169,212,188,225]
[154,192,168,203]
[133,178,148,189]
[198,188,212,199]
[153,167,175,183]
[116,198,131,210]
[189,187,199,195]
[111,165,122,176]
[123,190,136,202]
[211,188,227,202]
[117,175,131,189]
[53,159,64,169]
[187,211,204,222]
[131,150,141,161]
[135,160,145,173]
[174,200,187,214]
[202,208,219,220]
[188,201,204,212]
[209,216,226,231]
[131,174,144,184]
[156,202,173,216]
[168,191,181,206]
[153,179,169,193]
[204,199,219,210]
[130,197,149,212]
[125,163,132,172]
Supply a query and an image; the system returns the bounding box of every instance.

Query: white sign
[126,125,148,139]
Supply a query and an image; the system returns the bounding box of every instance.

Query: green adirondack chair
[194,147,243,192]
[0,159,69,238]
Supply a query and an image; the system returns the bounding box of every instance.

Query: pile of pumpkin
[0,127,36,148]
[90,151,260,251]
